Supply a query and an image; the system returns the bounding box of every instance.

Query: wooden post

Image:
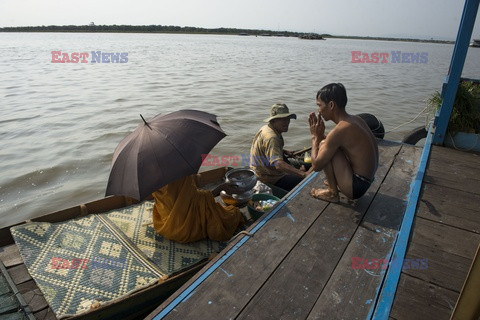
[451,244,480,320]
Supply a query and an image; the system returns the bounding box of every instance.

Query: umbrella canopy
[105,110,226,200]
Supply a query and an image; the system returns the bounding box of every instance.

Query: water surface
[1,33,479,228]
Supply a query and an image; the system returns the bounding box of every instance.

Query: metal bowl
[225,168,257,193]
[220,189,254,207]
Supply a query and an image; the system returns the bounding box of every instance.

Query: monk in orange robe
[152,175,244,243]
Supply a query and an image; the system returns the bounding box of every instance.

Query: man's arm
[311,129,342,171]
[309,111,340,171]
[274,159,310,178]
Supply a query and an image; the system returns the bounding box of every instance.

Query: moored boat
[470,39,480,47]
[0,167,237,320]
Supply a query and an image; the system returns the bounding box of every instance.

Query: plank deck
[145,140,433,320]
[390,145,480,319]
[146,142,480,320]
[2,142,478,319]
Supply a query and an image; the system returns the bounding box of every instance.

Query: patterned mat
[10,201,225,319]
[104,201,225,275]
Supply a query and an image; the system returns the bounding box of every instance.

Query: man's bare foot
[310,188,339,203]
[323,180,340,191]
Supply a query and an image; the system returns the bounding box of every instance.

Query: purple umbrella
[105,110,226,200]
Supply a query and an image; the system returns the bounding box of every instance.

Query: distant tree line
[0,24,316,37]
[0,25,451,43]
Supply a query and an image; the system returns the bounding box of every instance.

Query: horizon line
[0,24,457,42]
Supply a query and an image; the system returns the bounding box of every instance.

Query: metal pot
[225,168,257,193]
[220,189,254,207]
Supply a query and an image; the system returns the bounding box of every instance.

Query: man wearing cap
[249,103,310,191]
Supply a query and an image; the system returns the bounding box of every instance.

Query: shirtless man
[308,83,379,203]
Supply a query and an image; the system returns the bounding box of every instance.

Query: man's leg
[311,149,353,202]
[275,174,304,191]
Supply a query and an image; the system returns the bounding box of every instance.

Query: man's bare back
[333,114,378,180]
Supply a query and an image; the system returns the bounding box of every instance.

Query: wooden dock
[145,139,480,320]
[389,145,480,319]
[1,139,478,319]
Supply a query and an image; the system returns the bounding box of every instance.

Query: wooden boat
[0,167,240,320]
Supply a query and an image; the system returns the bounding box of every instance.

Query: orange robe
[152,175,244,243]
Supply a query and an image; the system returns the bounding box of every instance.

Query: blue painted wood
[372,122,434,319]
[433,0,480,145]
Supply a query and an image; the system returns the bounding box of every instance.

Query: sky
[1,0,480,40]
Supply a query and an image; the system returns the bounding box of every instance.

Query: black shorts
[352,173,373,199]
[275,174,304,192]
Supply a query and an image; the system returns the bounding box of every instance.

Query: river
[1,32,479,228]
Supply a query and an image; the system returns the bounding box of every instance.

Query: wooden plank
[420,181,480,213]
[426,157,480,179]
[30,196,132,224]
[33,308,56,320]
[423,169,480,195]
[0,261,36,320]
[402,241,472,292]
[305,145,422,319]
[416,183,480,233]
[235,142,403,319]
[16,280,38,294]
[389,273,457,320]
[428,146,480,169]
[8,264,32,285]
[160,171,330,320]
[0,244,24,268]
[0,274,10,296]
[409,217,480,260]
[0,294,20,314]
[429,145,480,167]
[423,147,480,194]
[22,289,48,313]
[0,312,31,320]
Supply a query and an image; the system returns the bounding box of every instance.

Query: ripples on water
[1,33,479,228]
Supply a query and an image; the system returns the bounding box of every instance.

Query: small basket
[247,193,280,220]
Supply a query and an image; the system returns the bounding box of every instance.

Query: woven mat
[10,200,225,318]
[105,201,225,275]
